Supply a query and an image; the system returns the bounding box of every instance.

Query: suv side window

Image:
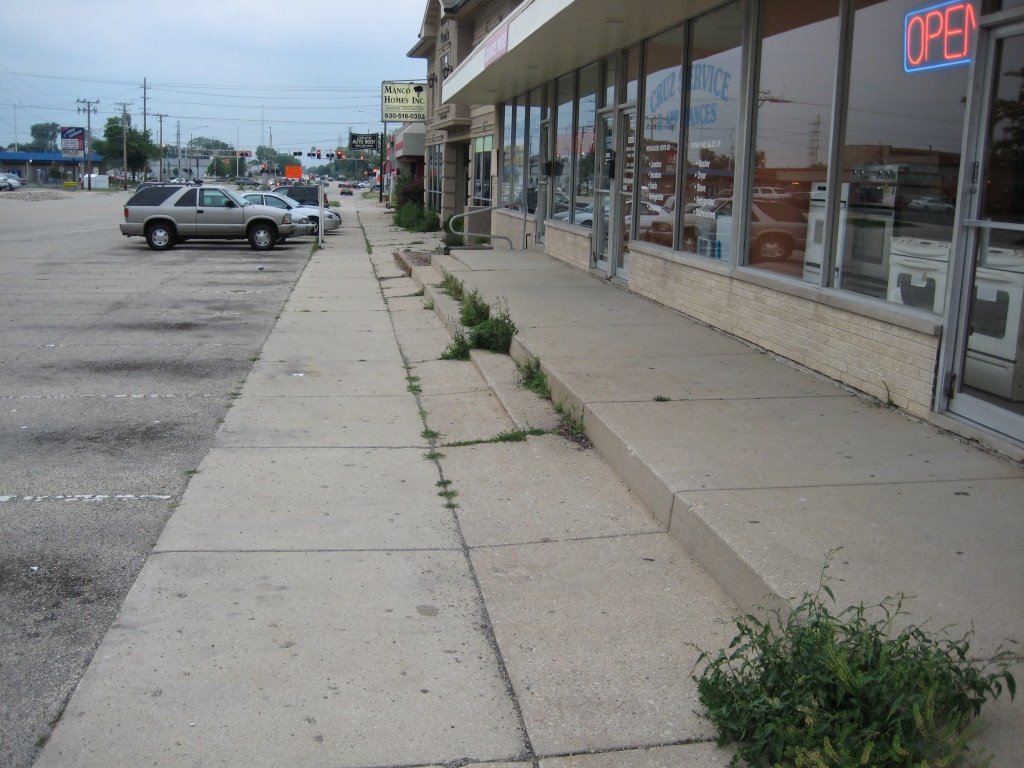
[175,188,198,206]
[264,197,288,209]
[127,187,180,206]
[200,189,231,207]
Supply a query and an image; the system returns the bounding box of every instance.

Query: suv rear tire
[248,222,277,251]
[145,222,176,251]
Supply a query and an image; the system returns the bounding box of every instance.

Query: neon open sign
[905,0,977,72]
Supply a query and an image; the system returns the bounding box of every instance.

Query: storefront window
[837,0,973,307]
[748,0,840,277]
[472,136,492,206]
[683,1,744,258]
[553,74,575,218]
[624,44,641,104]
[513,99,526,208]
[527,86,543,214]
[605,54,617,108]
[500,101,514,205]
[426,144,443,212]
[638,26,684,250]
[575,63,600,219]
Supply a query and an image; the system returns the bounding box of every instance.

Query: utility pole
[176,120,181,179]
[143,78,147,136]
[116,102,131,190]
[154,113,167,181]
[76,98,99,190]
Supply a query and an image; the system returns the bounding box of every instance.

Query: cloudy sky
[0,0,429,163]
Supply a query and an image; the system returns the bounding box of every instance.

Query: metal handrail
[444,203,520,251]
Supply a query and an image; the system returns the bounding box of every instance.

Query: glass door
[946,21,1024,444]
[614,108,636,279]
[592,110,615,274]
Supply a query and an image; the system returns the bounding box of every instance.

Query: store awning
[441,0,721,105]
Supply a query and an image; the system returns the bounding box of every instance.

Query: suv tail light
[123,207,128,220]
[283,214,292,224]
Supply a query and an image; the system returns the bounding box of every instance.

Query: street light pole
[116,102,131,190]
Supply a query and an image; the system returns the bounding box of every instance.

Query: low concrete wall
[626,246,940,417]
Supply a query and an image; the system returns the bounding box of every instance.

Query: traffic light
[315,149,321,159]
[293,151,302,157]
[260,163,267,172]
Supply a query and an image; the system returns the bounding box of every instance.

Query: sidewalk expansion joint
[372,251,539,764]
[469,530,668,550]
[536,735,718,762]
[150,546,465,555]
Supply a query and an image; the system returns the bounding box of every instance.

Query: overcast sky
[0,0,429,163]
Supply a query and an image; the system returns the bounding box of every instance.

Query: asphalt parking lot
[0,188,316,768]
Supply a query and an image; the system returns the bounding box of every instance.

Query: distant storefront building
[413,0,1024,454]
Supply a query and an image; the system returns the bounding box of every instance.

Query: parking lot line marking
[0,494,174,502]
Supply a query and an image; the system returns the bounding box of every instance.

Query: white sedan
[0,173,23,191]
[240,191,341,236]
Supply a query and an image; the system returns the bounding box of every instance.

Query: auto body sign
[381,82,426,122]
[61,126,85,158]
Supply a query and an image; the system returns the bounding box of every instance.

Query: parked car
[236,177,260,188]
[240,191,341,236]
[0,173,22,190]
[273,184,330,207]
[907,196,954,214]
[119,184,298,251]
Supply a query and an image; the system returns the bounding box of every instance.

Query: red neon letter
[944,3,977,60]
[907,15,926,66]
[925,10,944,59]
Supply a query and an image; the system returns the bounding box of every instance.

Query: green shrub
[692,556,1016,768]
[459,289,491,327]
[469,305,516,354]
[395,173,424,207]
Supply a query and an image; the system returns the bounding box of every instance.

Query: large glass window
[747,1,840,276]
[575,64,600,219]
[527,86,544,214]
[472,136,492,206]
[513,99,526,207]
[500,101,514,205]
[837,0,973,306]
[426,143,443,212]
[553,74,575,219]
[638,27,684,250]
[684,1,744,257]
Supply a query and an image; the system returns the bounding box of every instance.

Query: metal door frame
[938,13,1024,443]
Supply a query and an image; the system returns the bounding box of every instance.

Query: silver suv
[119,184,297,251]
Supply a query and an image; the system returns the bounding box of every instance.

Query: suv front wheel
[247,222,277,251]
[145,222,177,251]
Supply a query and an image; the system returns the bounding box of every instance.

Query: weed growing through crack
[459,288,491,327]
[442,427,546,447]
[421,428,440,440]
[423,298,434,310]
[437,270,465,300]
[553,402,591,448]
[652,395,671,402]
[423,450,444,460]
[517,358,551,399]
[406,376,422,395]
[691,552,1017,768]
[441,327,472,360]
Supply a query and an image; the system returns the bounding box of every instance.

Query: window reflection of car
[741,199,808,261]
[907,196,954,214]
[681,199,806,261]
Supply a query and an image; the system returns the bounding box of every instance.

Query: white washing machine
[886,236,951,314]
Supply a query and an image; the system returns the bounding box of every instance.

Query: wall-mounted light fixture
[441,64,453,78]
[427,72,437,88]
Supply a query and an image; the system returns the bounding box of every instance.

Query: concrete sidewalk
[34,200,1022,767]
